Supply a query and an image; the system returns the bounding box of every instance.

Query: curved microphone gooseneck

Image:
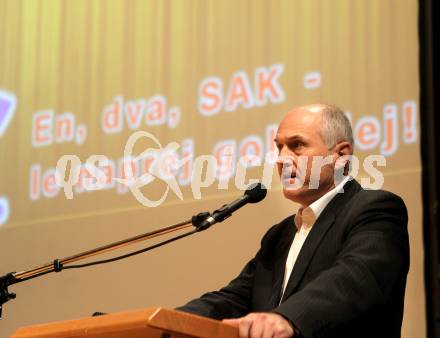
[0,183,267,318]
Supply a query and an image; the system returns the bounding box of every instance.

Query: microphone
[193,182,267,231]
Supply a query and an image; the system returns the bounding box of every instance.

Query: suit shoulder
[342,187,408,230]
[352,187,407,211]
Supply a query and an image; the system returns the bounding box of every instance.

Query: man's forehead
[275,125,320,143]
[274,105,324,143]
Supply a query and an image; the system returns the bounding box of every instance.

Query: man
[178,104,409,338]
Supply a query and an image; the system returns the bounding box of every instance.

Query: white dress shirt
[280,176,351,298]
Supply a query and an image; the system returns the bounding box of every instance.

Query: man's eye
[290,141,304,149]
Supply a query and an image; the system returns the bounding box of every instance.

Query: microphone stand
[0,212,211,318]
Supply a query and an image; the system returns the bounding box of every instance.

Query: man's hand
[223,312,294,338]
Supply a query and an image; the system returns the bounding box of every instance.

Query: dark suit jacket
[178,180,409,338]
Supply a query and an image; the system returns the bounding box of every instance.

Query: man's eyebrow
[286,135,306,141]
[274,135,306,144]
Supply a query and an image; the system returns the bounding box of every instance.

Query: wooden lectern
[10,307,238,338]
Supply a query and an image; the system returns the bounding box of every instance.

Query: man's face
[274,106,337,206]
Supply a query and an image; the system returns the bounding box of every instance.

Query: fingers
[238,317,252,338]
[223,312,294,338]
[248,316,265,338]
[223,317,251,338]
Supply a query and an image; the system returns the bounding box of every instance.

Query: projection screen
[0,1,424,337]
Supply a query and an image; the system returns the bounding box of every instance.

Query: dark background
[420,0,440,337]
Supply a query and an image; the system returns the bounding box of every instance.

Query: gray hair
[318,104,354,150]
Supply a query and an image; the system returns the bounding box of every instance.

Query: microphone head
[244,182,267,203]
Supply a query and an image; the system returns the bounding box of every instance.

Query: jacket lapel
[268,218,296,308]
[280,211,336,302]
[280,179,361,302]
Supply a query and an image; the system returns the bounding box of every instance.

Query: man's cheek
[276,163,283,176]
[295,156,310,179]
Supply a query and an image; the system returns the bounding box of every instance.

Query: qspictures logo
[54,131,387,208]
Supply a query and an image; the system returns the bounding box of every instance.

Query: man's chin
[282,186,304,202]
[281,176,307,190]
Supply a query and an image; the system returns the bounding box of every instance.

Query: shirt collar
[294,176,351,230]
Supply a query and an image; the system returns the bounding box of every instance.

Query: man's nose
[276,147,295,164]
[277,151,296,176]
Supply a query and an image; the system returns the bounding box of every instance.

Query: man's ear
[334,141,353,157]
[333,141,353,176]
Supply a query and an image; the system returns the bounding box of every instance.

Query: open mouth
[278,160,298,181]
[281,174,297,186]
[280,168,297,179]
